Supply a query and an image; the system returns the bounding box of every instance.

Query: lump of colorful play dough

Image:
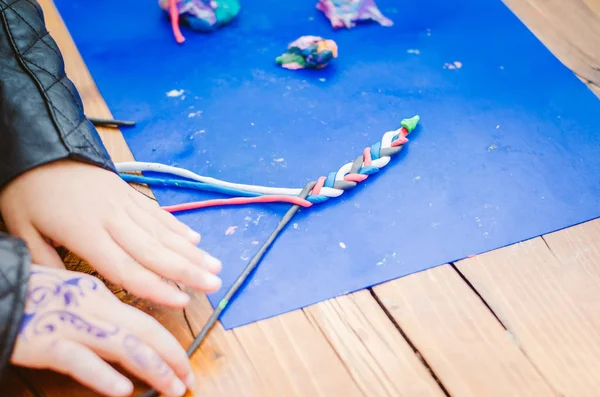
[276,36,338,70]
[316,0,393,29]
[159,0,240,34]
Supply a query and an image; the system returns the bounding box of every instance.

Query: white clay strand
[116,115,420,200]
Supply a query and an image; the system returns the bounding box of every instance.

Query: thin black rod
[88,117,136,127]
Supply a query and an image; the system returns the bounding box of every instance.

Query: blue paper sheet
[54,0,600,328]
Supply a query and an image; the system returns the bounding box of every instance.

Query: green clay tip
[218,299,229,310]
[276,53,305,66]
[401,115,420,133]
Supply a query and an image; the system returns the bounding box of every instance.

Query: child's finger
[10,224,65,269]
[68,231,190,308]
[129,187,201,243]
[118,267,191,308]
[158,226,221,274]
[97,334,187,397]
[92,301,193,387]
[66,318,188,397]
[125,203,221,275]
[45,339,133,397]
[106,215,222,293]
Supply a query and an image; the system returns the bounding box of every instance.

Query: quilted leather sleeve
[0,233,30,380]
[0,0,115,190]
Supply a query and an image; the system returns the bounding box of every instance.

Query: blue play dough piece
[358,165,379,175]
[120,174,262,197]
[55,0,600,329]
[324,172,337,188]
[370,141,381,160]
[308,195,329,203]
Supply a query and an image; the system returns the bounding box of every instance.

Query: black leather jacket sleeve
[0,0,116,379]
[0,0,116,191]
[0,233,30,380]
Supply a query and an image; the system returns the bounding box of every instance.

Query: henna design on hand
[20,269,105,338]
[31,310,119,338]
[25,269,98,311]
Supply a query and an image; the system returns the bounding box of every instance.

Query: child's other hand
[0,160,222,308]
[12,265,195,397]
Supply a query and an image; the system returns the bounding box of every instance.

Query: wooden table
[5,0,600,396]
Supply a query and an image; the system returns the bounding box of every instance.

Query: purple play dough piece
[159,0,217,28]
[316,0,393,29]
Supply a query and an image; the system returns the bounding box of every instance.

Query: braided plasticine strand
[116,114,420,206]
[307,115,419,201]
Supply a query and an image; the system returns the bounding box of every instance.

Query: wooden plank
[583,0,600,17]
[543,218,600,267]
[457,235,600,395]
[458,222,600,396]
[182,287,367,397]
[503,0,600,84]
[304,290,446,397]
[588,82,600,97]
[373,265,557,397]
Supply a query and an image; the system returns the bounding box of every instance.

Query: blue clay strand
[370,141,381,160]
[122,174,329,203]
[324,172,337,188]
[120,174,261,198]
[358,165,380,175]
[307,195,330,203]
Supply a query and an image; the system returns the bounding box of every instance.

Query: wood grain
[503,0,600,85]
[457,222,600,396]
[181,287,369,397]
[304,291,445,397]
[233,312,363,397]
[373,265,557,397]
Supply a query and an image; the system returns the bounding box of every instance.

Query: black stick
[88,117,136,128]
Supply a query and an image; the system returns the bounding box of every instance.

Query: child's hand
[0,160,222,308]
[12,265,194,397]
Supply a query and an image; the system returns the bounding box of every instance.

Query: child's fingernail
[113,379,133,396]
[203,273,222,291]
[205,255,222,273]
[169,378,187,396]
[185,372,195,388]
[174,292,190,305]
[188,229,201,242]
